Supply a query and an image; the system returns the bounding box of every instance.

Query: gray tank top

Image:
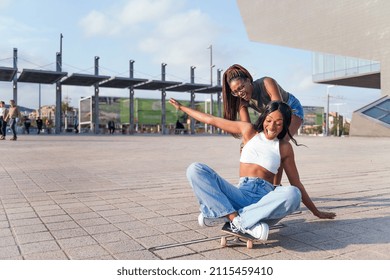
[250,77,290,114]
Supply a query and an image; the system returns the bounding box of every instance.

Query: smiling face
[263,110,284,140]
[229,78,253,101]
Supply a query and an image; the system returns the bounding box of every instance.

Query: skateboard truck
[220,222,284,249]
[220,222,255,249]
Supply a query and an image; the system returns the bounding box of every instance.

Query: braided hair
[222,64,253,122]
[223,64,264,138]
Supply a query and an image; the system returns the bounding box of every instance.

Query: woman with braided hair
[222,64,304,185]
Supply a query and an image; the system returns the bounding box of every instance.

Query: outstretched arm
[169,98,254,139]
[281,141,336,219]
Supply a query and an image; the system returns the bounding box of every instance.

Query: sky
[0,0,382,119]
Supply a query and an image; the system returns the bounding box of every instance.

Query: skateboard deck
[220,222,284,249]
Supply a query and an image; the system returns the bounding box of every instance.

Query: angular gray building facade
[237,0,390,136]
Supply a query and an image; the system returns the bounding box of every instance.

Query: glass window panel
[334,55,346,72]
[380,114,390,125]
[345,57,358,69]
[377,100,390,111]
[363,107,386,119]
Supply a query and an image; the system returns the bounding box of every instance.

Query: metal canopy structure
[133,80,181,90]
[17,69,67,84]
[1,47,223,136]
[194,85,223,94]
[99,76,148,88]
[165,82,211,92]
[0,66,17,81]
[61,73,110,86]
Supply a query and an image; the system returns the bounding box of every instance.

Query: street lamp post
[161,63,167,135]
[38,83,41,118]
[333,102,345,136]
[208,45,215,134]
[326,85,335,136]
[55,33,63,134]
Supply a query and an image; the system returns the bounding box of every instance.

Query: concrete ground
[0,133,389,260]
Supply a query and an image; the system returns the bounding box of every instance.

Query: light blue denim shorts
[287,93,304,120]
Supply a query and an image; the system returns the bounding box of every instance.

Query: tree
[62,96,74,113]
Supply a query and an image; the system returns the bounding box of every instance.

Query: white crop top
[240,132,281,174]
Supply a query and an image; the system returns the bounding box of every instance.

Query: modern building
[237,0,390,136]
[301,106,324,135]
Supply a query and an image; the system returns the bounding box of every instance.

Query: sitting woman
[169,98,336,240]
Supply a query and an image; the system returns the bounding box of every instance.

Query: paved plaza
[0,133,389,260]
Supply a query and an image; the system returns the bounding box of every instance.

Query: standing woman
[222,64,304,185]
[4,99,21,141]
[0,101,8,140]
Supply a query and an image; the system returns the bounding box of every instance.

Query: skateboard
[220,222,284,249]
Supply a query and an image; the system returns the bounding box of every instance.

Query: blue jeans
[9,118,17,138]
[186,162,301,228]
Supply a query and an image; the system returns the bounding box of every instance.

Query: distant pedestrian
[4,100,21,141]
[45,119,52,134]
[36,117,43,134]
[74,115,79,133]
[108,120,115,134]
[23,116,31,134]
[0,101,8,140]
[175,119,186,134]
[74,123,79,133]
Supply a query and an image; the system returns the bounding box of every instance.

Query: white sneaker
[198,213,229,227]
[231,216,269,240]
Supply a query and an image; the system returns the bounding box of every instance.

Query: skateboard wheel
[246,240,253,249]
[221,236,227,247]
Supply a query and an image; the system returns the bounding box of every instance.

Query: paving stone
[0,220,9,228]
[201,247,250,260]
[0,236,16,247]
[50,228,89,239]
[23,250,69,260]
[9,217,43,227]
[76,217,110,227]
[19,240,60,255]
[45,220,80,231]
[103,239,144,254]
[57,235,98,249]
[83,224,119,235]
[152,246,196,259]
[13,223,47,235]
[16,231,54,245]
[65,244,111,260]
[40,214,73,224]
[0,245,21,258]
[114,250,160,260]
[92,231,132,244]
[0,228,13,238]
